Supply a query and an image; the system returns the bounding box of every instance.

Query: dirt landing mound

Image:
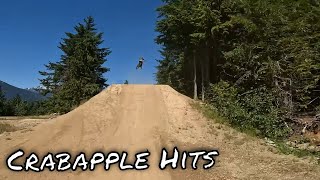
[0,85,319,180]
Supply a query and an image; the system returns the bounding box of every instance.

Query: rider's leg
[136,62,142,69]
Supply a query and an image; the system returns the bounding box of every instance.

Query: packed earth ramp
[0,85,320,180]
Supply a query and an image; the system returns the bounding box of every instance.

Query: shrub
[206,81,289,139]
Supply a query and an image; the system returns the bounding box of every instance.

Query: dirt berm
[0,85,319,180]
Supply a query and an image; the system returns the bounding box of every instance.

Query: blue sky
[0,0,163,88]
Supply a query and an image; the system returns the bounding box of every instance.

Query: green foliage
[7,95,28,116]
[207,81,289,139]
[39,16,111,113]
[191,102,228,125]
[156,50,190,94]
[155,0,320,139]
[276,142,320,161]
[0,87,5,115]
[0,94,53,116]
[124,80,129,84]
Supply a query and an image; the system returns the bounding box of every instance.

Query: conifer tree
[0,86,6,115]
[155,0,320,138]
[39,16,111,113]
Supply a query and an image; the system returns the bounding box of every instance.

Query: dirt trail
[0,85,320,180]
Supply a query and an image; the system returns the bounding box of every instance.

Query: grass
[276,142,320,164]
[0,123,17,134]
[191,102,258,137]
[190,102,226,124]
[191,101,320,164]
[276,142,320,157]
[0,115,51,120]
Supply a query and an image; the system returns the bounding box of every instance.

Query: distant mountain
[0,80,48,102]
[25,86,45,93]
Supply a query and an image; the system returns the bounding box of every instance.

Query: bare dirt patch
[0,118,51,133]
[0,123,16,134]
[161,86,320,180]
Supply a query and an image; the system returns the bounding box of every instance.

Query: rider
[136,57,145,69]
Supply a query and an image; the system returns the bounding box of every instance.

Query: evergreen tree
[8,95,28,116]
[155,0,320,138]
[39,16,111,113]
[0,86,6,116]
[156,0,320,113]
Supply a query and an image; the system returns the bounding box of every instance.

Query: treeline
[0,89,51,116]
[155,0,320,139]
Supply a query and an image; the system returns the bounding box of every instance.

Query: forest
[155,0,320,139]
[0,91,49,116]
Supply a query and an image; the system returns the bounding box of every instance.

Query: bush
[206,81,289,139]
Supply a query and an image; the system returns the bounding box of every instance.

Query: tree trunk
[203,43,210,102]
[206,44,210,84]
[193,51,198,100]
[201,60,205,101]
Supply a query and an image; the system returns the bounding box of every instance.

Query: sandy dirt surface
[0,119,51,132]
[0,85,319,180]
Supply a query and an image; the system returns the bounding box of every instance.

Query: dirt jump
[0,85,319,180]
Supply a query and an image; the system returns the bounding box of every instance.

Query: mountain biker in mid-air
[136,57,145,69]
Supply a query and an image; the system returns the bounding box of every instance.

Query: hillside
[0,80,47,102]
[0,85,319,180]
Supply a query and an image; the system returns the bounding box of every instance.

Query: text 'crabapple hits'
[6,147,219,172]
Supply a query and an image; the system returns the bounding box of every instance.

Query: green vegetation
[0,87,5,115]
[192,102,258,137]
[208,81,289,139]
[194,99,320,162]
[155,0,320,140]
[0,16,110,116]
[0,89,52,116]
[39,16,111,114]
[276,142,320,164]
